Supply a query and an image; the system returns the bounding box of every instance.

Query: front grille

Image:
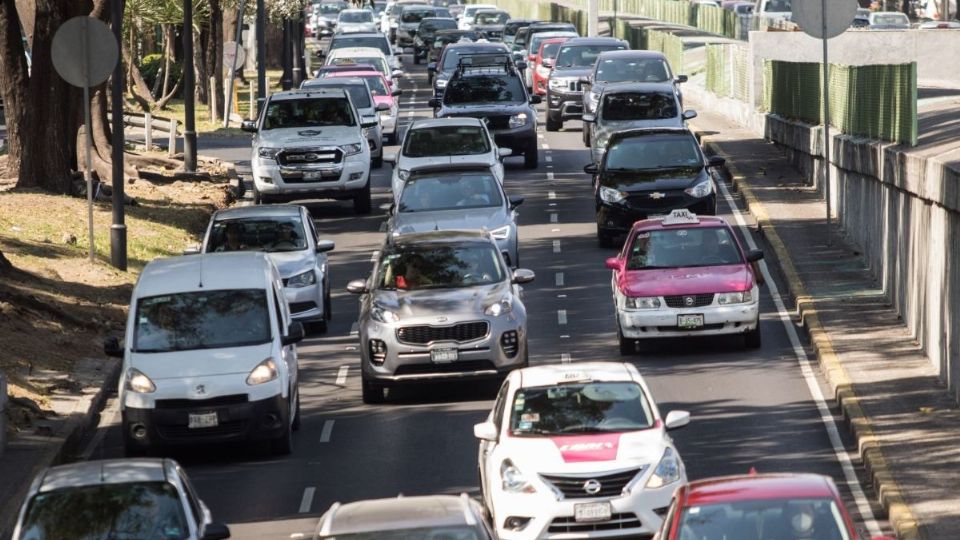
[157,420,248,440]
[540,468,642,499]
[664,293,715,308]
[289,301,318,314]
[396,321,489,345]
[394,359,496,375]
[277,148,342,166]
[568,80,583,92]
[547,513,645,534]
[155,395,248,409]
[484,115,512,130]
[625,192,686,210]
[656,323,725,332]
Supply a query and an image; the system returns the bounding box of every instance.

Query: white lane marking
[717,179,882,534]
[542,143,550,149]
[350,322,358,335]
[336,366,349,385]
[538,133,545,139]
[555,272,564,287]
[550,213,558,223]
[548,190,556,199]
[558,310,567,325]
[552,240,561,253]
[561,353,571,364]
[548,202,557,207]
[546,172,555,181]
[299,487,316,513]
[560,334,570,339]
[320,420,335,443]
[551,228,560,232]
[370,250,379,262]
[545,155,553,163]
[547,164,554,169]
[557,294,567,298]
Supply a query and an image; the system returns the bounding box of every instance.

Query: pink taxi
[605,209,764,354]
[326,69,402,143]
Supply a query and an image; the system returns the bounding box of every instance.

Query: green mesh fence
[696,5,726,35]
[705,43,749,101]
[646,28,684,74]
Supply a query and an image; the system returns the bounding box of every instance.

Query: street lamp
[183,0,197,172]
[111,0,127,270]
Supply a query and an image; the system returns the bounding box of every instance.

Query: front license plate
[574,502,612,523]
[188,412,219,429]
[430,348,458,363]
[303,171,323,180]
[678,314,704,329]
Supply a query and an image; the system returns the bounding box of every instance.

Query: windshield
[329,55,388,76]
[262,97,355,129]
[133,289,270,352]
[330,37,391,56]
[602,92,677,121]
[403,125,490,157]
[510,382,654,436]
[476,12,509,24]
[444,74,525,104]
[605,134,702,170]
[541,42,563,59]
[208,217,308,253]
[401,9,434,23]
[358,74,389,96]
[556,44,624,68]
[678,498,850,540]
[626,226,742,270]
[399,172,502,212]
[323,527,482,540]
[320,3,344,14]
[19,482,190,540]
[376,244,505,290]
[421,19,457,33]
[595,57,671,82]
[529,33,575,55]
[763,0,791,12]
[339,11,373,22]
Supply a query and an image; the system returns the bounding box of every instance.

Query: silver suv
[347,230,534,403]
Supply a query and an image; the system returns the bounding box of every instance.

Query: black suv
[545,37,627,131]
[413,17,457,64]
[430,53,540,169]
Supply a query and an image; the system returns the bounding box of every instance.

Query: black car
[428,41,506,97]
[503,18,539,47]
[472,9,510,41]
[430,53,540,168]
[587,128,722,247]
[427,29,488,72]
[414,17,457,64]
[396,4,443,49]
[545,36,627,131]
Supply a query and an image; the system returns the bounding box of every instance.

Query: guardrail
[109,112,180,157]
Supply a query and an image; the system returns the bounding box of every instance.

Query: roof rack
[456,52,513,71]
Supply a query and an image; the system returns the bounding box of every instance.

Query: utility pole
[292,17,304,87]
[110,0,127,270]
[183,0,197,172]
[587,0,599,36]
[282,19,292,90]
[256,0,266,115]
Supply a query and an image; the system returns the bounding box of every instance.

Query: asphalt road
[79,49,891,539]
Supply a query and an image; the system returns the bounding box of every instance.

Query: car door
[479,378,510,509]
[272,282,298,401]
[303,208,327,290]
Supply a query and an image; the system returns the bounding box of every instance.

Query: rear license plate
[574,502,612,523]
[678,314,704,329]
[188,412,219,429]
[430,348,458,363]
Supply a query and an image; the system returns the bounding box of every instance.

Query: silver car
[199,205,335,332]
[388,163,521,267]
[314,494,493,539]
[347,230,534,403]
[301,77,389,168]
[582,82,697,164]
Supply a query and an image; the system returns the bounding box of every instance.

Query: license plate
[303,171,323,180]
[574,502,612,523]
[430,348,458,363]
[678,314,704,329]
[188,412,219,429]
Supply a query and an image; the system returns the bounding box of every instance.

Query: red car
[653,473,895,540]
[324,69,401,143]
[531,37,569,96]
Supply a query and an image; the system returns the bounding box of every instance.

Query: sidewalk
[687,102,960,540]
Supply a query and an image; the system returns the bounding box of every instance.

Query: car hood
[620,264,753,297]
[373,280,511,318]
[599,168,706,192]
[130,342,274,379]
[505,428,668,473]
[392,206,509,235]
[266,250,315,279]
[399,154,497,170]
[550,66,592,78]
[373,95,396,109]
[257,126,359,147]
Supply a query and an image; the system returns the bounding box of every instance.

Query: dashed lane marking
[552,240,561,253]
[299,487,315,513]
[542,143,550,150]
[336,366,349,385]
[555,272,564,287]
[545,155,553,163]
[548,191,556,199]
[370,250,379,262]
[561,353,571,364]
[546,172,555,181]
[320,420,335,443]
[558,310,567,325]
[550,213,558,223]
[350,322,358,335]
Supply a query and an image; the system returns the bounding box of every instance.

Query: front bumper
[618,301,759,339]
[396,28,417,47]
[596,195,717,234]
[547,89,584,120]
[285,281,325,323]
[491,124,537,154]
[380,112,398,136]
[252,153,370,201]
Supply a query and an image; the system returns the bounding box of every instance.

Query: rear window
[358,74,389,96]
[262,97,356,129]
[330,36,391,56]
[476,11,509,24]
[421,19,457,32]
[602,91,677,121]
[595,57,671,83]
[401,8,435,23]
[555,44,625,68]
[444,74,525,104]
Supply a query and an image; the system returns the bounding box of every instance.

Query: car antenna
[198,254,205,288]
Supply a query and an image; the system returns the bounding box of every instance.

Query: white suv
[243,89,375,213]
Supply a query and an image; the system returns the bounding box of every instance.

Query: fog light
[131,424,148,440]
[349,172,364,181]
[503,516,531,531]
[259,176,274,185]
[369,339,387,364]
[500,331,519,358]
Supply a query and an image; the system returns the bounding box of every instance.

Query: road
[80,50,891,538]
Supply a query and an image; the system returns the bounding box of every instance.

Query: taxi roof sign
[660,209,699,226]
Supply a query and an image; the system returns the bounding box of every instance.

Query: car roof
[529,21,576,29]
[601,81,678,94]
[136,253,274,297]
[319,495,479,535]
[632,213,729,233]
[561,36,626,46]
[597,49,667,60]
[389,229,492,247]
[303,77,368,87]
[505,18,540,23]
[410,117,484,129]
[214,204,303,220]
[517,362,637,388]
[271,88,349,100]
[36,459,171,493]
[444,42,508,52]
[328,46,387,57]
[340,8,369,13]
[331,32,387,40]
[609,126,693,141]
[328,70,384,78]
[400,3,434,9]
[684,474,839,506]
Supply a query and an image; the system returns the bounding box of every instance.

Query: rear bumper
[596,195,717,234]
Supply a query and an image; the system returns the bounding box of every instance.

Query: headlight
[508,113,528,129]
[436,78,448,89]
[489,225,511,239]
[371,306,400,323]
[500,459,536,493]
[246,358,279,386]
[595,133,609,149]
[599,186,626,204]
[126,368,156,394]
[646,447,682,488]
[341,143,363,156]
[536,65,551,77]
[258,147,280,160]
[684,178,714,198]
[287,270,316,288]
[717,288,754,305]
[484,295,513,316]
[548,77,570,91]
[625,296,661,309]
[397,169,410,181]
[588,91,600,105]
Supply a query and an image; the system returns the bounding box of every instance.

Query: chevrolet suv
[545,37,627,131]
[243,89,376,213]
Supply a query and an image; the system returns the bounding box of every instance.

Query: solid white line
[555,272,564,287]
[320,420,335,443]
[299,487,316,513]
[335,366,349,385]
[546,172,555,181]
[552,240,561,253]
[548,190,556,199]
[550,213,558,223]
[370,250,379,262]
[717,180,882,535]
[561,353,571,364]
[558,310,567,325]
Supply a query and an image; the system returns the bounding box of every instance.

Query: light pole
[256,0,266,115]
[183,0,197,172]
[111,0,127,270]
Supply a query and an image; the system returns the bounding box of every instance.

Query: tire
[744,321,762,349]
[253,185,263,205]
[353,180,372,214]
[597,226,615,248]
[524,143,539,169]
[323,282,332,321]
[362,378,386,404]
[123,436,149,458]
[413,53,420,64]
[291,391,302,432]
[546,113,561,132]
[583,123,591,147]
[271,418,293,455]
[618,328,635,356]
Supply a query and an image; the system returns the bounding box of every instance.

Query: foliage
[139,53,182,90]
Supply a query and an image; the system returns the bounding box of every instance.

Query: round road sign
[51,16,119,88]
[793,0,859,39]
[224,41,247,70]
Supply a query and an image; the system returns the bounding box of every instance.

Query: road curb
[697,133,923,540]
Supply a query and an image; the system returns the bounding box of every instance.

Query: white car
[325,46,404,87]
[459,4,498,29]
[384,117,507,199]
[336,8,379,33]
[474,362,690,540]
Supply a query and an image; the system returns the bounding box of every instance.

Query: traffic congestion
[8,1,900,540]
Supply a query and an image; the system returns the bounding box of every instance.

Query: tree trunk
[207,0,224,121]
[197,22,210,106]
[122,41,155,110]
[0,0,30,179]
[160,24,174,99]
[155,73,183,110]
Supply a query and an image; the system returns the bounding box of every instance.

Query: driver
[782,503,819,540]
[271,222,300,250]
[216,222,246,252]
[457,180,492,207]
[397,254,432,289]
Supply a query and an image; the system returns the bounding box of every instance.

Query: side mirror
[201,522,231,540]
[528,94,541,104]
[512,268,535,284]
[541,59,553,68]
[282,321,305,346]
[383,152,397,164]
[498,147,513,158]
[682,109,698,120]
[675,74,688,84]
[392,69,405,78]
[581,113,596,123]
[746,249,764,262]
[428,98,439,108]
[583,163,599,175]
[103,336,123,358]
[427,62,437,72]
[375,102,390,112]
[515,60,527,70]
[605,257,621,271]
[240,120,258,133]
[392,88,403,96]
[183,243,201,255]
[527,53,536,61]
[315,239,335,253]
[346,279,369,294]
[664,410,691,430]
[707,155,726,168]
[509,195,524,209]
[579,76,590,84]
[361,120,378,129]
[473,421,498,442]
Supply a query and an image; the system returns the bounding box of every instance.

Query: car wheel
[291,391,302,432]
[744,320,762,349]
[324,281,332,321]
[597,226,615,248]
[618,327,635,356]
[524,143,538,169]
[583,123,591,147]
[271,415,293,456]
[362,378,386,404]
[353,181,372,214]
[546,113,561,132]
[123,434,149,457]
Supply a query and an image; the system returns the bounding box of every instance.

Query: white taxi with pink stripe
[474,362,690,539]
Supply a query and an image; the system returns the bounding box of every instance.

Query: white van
[104,252,305,456]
